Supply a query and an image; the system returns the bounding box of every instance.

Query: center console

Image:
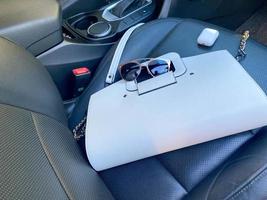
[64,0,155,43]
[39,0,156,101]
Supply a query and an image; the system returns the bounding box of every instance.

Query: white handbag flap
[86,50,267,171]
[137,72,177,95]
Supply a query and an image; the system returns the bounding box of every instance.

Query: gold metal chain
[236,30,250,62]
[72,116,87,140]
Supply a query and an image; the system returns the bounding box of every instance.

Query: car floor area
[236,2,267,46]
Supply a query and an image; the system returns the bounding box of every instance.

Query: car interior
[1,0,267,199]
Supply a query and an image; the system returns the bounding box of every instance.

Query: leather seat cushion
[1,18,267,200]
[0,37,114,200]
[69,18,267,200]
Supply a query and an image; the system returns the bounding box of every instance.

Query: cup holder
[87,21,112,38]
[67,14,112,39]
[65,0,155,42]
[70,15,98,30]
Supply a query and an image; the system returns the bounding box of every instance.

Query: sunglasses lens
[148,59,170,76]
[120,62,141,81]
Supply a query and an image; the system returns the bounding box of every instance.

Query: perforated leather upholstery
[0,38,114,200]
[1,18,267,200]
[70,18,267,200]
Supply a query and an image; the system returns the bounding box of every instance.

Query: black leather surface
[0,0,62,55]
[0,104,114,200]
[0,104,67,200]
[101,157,187,200]
[1,18,267,200]
[185,128,267,200]
[70,18,267,200]
[0,37,114,199]
[157,131,255,191]
[99,132,257,200]
[0,37,67,124]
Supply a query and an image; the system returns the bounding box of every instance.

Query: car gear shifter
[111,0,148,18]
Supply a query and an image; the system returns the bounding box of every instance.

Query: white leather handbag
[86,50,267,171]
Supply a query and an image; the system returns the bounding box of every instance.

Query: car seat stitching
[0,102,67,127]
[205,155,267,200]
[31,112,74,200]
[227,168,267,200]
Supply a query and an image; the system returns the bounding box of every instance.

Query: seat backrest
[0,37,114,200]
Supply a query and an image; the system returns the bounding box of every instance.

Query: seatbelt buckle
[72,67,91,97]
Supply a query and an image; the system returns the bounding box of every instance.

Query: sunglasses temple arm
[126,80,138,91]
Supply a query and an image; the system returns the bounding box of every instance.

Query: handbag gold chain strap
[236,30,250,62]
[73,116,87,140]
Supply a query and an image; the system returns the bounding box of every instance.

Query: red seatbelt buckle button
[72,67,90,76]
[72,67,91,97]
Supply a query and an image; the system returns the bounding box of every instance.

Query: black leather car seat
[1,18,267,200]
[0,37,114,200]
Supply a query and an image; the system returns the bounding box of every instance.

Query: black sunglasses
[119,58,174,82]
